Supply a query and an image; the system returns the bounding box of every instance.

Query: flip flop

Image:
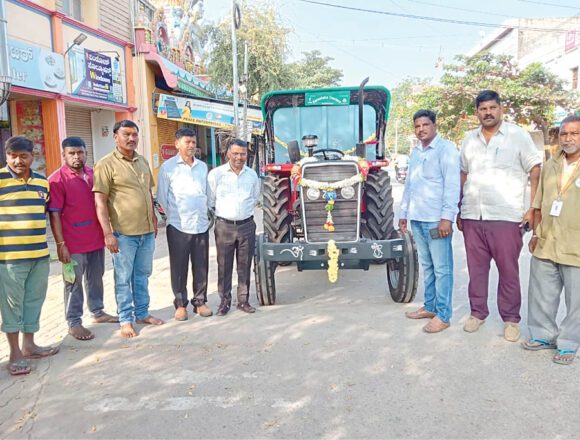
[522,338,557,351]
[7,359,31,376]
[23,345,60,359]
[553,349,577,365]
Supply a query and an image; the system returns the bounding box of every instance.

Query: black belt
[216,216,253,225]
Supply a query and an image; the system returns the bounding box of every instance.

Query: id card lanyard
[551,159,580,217]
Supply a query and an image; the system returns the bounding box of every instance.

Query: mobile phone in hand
[429,227,441,239]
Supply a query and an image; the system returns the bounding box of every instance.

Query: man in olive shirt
[93,120,164,338]
[523,115,580,365]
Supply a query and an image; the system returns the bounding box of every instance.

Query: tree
[203,2,292,102]
[431,53,578,143]
[288,50,343,89]
[203,3,344,103]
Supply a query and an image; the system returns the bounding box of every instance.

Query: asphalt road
[0,175,578,439]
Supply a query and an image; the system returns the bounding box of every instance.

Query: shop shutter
[157,118,179,164]
[64,106,94,166]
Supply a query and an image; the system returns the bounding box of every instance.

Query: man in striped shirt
[0,136,59,376]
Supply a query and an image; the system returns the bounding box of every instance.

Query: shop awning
[156,93,263,134]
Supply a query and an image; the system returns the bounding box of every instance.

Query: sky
[203,0,580,88]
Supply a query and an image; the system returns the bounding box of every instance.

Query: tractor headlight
[306,188,321,201]
[340,186,355,200]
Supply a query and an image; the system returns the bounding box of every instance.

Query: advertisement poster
[15,102,46,176]
[156,94,263,134]
[69,49,124,103]
[8,39,66,93]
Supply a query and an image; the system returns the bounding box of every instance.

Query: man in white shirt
[458,90,542,342]
[157,128,211,321]
[208,139,261,316]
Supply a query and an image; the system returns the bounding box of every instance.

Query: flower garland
[291,155,369,232]
[327,240,339,283]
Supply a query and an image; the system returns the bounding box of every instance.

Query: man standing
[459,90,542,342]
[157,128,211,321]
[523,115,580,365]
[0,136,59,376]
[48,137,117,341]
[400,110,460,333]
[93,120,164,338]
[208,139,260,316]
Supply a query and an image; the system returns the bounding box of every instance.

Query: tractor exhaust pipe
[356,77,369,158]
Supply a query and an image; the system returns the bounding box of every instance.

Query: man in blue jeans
[399,110,460,333]
[93,120,164,338]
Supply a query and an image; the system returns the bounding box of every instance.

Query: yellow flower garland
[327,240,339,283]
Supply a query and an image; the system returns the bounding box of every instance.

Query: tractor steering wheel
[313,148,345,160]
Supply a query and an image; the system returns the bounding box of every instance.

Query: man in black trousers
[208,139,261,316]
[157,128,211,321]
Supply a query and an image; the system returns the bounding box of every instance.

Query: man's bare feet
[69,325,95,341]
[136,315,164,325]
[120,323,138,338]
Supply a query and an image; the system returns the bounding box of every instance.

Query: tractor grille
[301,161,360,243]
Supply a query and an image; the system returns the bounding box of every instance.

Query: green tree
[203,2,292,102]
[288,50,343,89]
[431,53,578,143]
[203,4,344,103]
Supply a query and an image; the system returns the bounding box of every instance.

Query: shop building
[133,0,262,185]
[1,0,135,175]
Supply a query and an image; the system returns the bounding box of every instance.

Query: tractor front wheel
[386,230,418,303]
[254,233,276,306]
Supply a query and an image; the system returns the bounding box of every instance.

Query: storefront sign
[160,143,177,160]
[8,39,66,93]
[156,94,263,133]
[69,49,124,103]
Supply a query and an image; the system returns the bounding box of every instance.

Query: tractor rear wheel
[386,230,418,303]
[254,233,276,305]
[362,169,395,263]
[262,173,292,266]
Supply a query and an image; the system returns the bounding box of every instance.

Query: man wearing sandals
[458,90,542,342]
[523,115,580,365]
[48,137,118,341]
[0,137,59,375]
[94,120,164,338]
[401,110,460,333]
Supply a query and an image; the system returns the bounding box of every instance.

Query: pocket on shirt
[495,147,516,169]
[422,160,442,181]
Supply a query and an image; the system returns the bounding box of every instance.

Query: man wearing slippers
[49,137,118,341]
[523,115,580,365]
[0,137,59,375]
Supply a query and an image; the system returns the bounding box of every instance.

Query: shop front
[3,0,135,175]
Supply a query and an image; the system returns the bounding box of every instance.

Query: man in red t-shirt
[48,137,117,340]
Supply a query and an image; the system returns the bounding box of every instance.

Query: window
[572,67,578,90]
[62,0,82,21]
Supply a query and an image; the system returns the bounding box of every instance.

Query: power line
[517,0,580,10]
[406,0,516,19]
[297,0,574,33]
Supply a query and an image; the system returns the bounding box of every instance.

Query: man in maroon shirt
[48,137,117,340]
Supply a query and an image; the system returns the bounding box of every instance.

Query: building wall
[98,0,132,43]
[90,108,116,161]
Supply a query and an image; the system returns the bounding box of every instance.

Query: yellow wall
[28,0,56,10]
[6,2,52,48]
[81,0,99,28]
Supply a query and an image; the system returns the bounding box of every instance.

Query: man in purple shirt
[48,137,117,341]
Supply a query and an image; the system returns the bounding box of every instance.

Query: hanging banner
[156,94,263,134]
[69,48,124,103]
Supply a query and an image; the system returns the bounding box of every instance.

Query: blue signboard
[8,39,66,93]
[69,48,124,103]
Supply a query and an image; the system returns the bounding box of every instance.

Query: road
[0,176,578,439]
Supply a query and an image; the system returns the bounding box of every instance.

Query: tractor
[254,79,419,306]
